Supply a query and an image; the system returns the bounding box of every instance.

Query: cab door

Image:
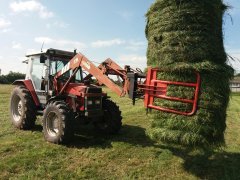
[27,55,48,105]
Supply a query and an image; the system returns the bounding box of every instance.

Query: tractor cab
[25,49,83,105]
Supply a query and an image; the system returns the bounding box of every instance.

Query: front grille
[86,87,102,94]
[85,97,102,111]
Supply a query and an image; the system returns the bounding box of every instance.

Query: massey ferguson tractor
[9,48,200,144]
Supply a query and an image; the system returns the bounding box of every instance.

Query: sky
[0,0,239,75]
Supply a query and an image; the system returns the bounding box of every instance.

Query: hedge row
[0,72,25,84]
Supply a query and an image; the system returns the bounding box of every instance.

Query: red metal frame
[139,68,201,116]
[52,52,200,116]
[83,58,129,96]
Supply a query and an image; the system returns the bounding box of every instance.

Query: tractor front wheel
[10,86,36,130]
[94,99,122,134]
[43,101,74,144]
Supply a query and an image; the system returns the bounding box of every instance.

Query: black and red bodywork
[14,49,201,118]
[57,83,106,117]
[13,79,106,117]
[14,50,108,118]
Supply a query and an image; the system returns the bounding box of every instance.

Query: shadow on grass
[66,124,154,149]
[160,145,240,180]
[31,123,240,179]
[32,124,43,132]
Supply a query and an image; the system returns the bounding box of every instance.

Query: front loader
[9,48,201,144]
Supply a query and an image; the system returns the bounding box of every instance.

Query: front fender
[13,79,40,106]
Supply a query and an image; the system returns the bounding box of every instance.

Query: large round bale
[145,0,234,147]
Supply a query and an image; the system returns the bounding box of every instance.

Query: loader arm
[54,53,126,96]
[84,58,133,95]
[83,58,146,104]
[84,58,126,81]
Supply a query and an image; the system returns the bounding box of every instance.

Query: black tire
[94,99,122,134]
[9,86,37,130]
[43,101,74,144]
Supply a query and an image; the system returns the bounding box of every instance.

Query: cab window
[50,58,82,82]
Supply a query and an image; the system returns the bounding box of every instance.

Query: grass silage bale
[146,0,234,147]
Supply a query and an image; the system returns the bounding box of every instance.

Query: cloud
[1,28,12,33]
[12,41,22,49]
[91,39,125,48]
[0,60,27,75]
[34,36,86,50]
[119,54,146,64]
[10,0,54,19]
[226,48,240,60]
[118,54,147,70]
[25,48,42,55]
[0,18,11,29]
[0,18,12,33]
[46,21,69,29]
[226,49,240,72]
[91,39,146,51]
[126,41,146,51]
[117,11,134,21]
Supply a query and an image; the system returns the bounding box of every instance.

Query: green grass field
[0,84,240,179]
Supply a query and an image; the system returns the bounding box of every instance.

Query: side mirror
[40,54,47,63]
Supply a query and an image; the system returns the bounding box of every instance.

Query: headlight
[95,100,101,105]
[87,100,93,105]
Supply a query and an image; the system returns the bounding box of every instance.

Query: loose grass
[0,84,240,179]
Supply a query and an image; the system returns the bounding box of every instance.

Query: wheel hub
[46,112,60,137]
[11,95,23,122]
[17,101,23,115]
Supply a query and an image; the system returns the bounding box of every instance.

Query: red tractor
[9,48,201,144]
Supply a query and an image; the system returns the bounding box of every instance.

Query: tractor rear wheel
[9,86,36,130]
[43,101,74,144]
[94,99,122,134]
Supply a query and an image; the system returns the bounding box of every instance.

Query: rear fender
[13,80,40,106]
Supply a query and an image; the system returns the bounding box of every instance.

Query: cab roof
[26,48,76,59]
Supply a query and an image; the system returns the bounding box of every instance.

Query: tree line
[0,71,25,84]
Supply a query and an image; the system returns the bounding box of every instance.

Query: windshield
[50,59,66,75]
[50,58,82,82]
